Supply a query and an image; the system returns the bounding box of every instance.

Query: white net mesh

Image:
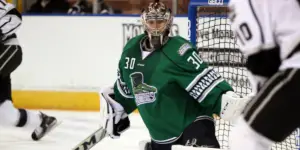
[196,6,300,150]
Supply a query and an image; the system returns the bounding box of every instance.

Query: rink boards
[12,90,99,111]
[10,16,187,110]
[12,67,248,111]
[12,15,243,111]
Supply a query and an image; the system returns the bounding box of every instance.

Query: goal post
[188,0,300,150]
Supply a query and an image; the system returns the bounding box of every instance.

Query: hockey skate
[31,112,58,141]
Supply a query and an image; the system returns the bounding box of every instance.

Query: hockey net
[188,0,300,150]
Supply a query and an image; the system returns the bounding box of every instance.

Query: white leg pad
[23,109,42,130]
[0,100,19,126]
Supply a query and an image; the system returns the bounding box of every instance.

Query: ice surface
[0,110,150,150]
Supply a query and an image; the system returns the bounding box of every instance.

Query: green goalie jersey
[113,34,233,144]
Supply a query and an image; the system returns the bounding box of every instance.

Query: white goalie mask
[141,0,173,49]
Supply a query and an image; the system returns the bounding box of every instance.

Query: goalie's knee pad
[180,118,220,148]
[229,116,273,150]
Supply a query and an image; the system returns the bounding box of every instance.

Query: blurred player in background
[0,1,58,141]
[67,0,118,14]
[99,0,252,150]
[228,0,300,149]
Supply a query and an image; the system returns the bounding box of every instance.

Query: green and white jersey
[113,34,233,143]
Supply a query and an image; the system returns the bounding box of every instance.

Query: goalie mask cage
[188,0,300,149]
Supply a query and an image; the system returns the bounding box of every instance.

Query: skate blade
[36,120,62,141]
[46,120,62,135]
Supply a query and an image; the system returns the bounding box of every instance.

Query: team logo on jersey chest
[130,72,157,106]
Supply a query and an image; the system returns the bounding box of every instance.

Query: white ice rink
[0,110,151,150]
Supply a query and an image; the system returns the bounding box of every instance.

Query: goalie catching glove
[219,91,254,121]
[99,86,130,139]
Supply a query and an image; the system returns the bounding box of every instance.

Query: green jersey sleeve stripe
[185,67,213,91]
[186,68,224,102]
[197,78,224,103]
[151,134,182,144]
[195,115,214,122]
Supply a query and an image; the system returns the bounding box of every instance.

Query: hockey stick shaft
[72,127,107,150]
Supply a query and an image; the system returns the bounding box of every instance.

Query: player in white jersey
[0,1,58,141]
[228,0,300,149]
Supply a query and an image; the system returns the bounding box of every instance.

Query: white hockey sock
[21,108,42,130]
[0,100,41,130]
[0,100,19,126]
[230,116,273,150]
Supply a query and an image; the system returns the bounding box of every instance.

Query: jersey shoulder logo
[130,72,157,106]
[178,43,192,56]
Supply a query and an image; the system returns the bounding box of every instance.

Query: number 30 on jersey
[125,57,136,70]
[187,51,203,70]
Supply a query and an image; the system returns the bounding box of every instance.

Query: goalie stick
[72,127,107,150]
